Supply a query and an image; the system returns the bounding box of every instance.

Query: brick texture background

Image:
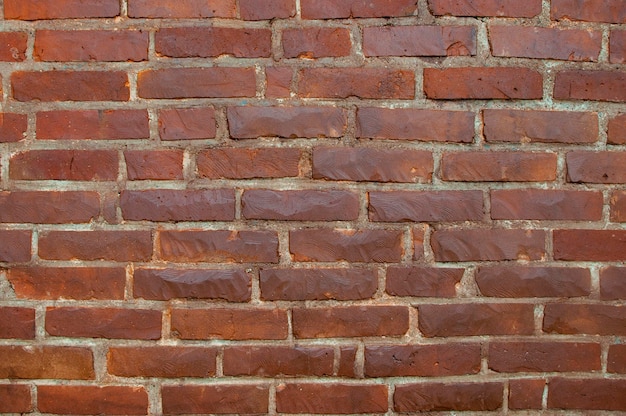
[0,0,625,414]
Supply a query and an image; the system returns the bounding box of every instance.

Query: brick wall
[1,0,625,414]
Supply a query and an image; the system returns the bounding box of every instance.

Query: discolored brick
[198,148,301,179]
[364,26,476,57]
[283,27,351,58]
[276,383,388,414]
[551,0,626,23]
[162,385,268,414]
[544,303,626,335]
[554,70,626,102]
[266,67,292,97]
[223,346,333,376]
[491,189,603,220]
[128,0,237,18]
[301,0,417,18]
[156,27,271,58]
[441,152,557,182]
[567,151,626,183]
[39,231,153,261]
[125,150,184,180]
[0,191,100,223]
[0,32,27,61]
[394,382,503,412]
[107,346,216,377]
[0,385,31,413]
[158,107,216,140]
[240,0,295,20]
[0,307,35,339]
[386,267,464,297]
[38,386,148,415]
[299,68,415,99]
[36,109,148,140]
[0,345,94,379]
[0,113,27,142]
[10,150,118,181]
[611,30,626,63]
[489,342,601,372]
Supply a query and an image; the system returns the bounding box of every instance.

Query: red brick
[0,345,94,379]
[10,150,118,181]
[394,382,503,412]
[158,108,216,140]
[5,0,120,19]
[370,190,483,222]
[509,379,545,410]
[429,0,541,17]
[108,346,216,377]
[548,378,626,411]
[290,228,403,262]
[313,147,433,183]
[35,30,148,62]
[171,308,288,340]
[609,344,626,373]
[386,267,463,297]
[134,268,250,301]
[283,28,351,58]
[7,267,125,300]
[159,230,278,263]
[228,106,346,139]
[431,229,545,262]
[357,107,475,142]
[611,30,626,63]
[419,303,535,336]
[611,191,626,222]
[121,189,234,221]
[554,70,626,102]
[483,109,598,144]
[0,191,99,223]
[425,67,543,100]
[277,383,388,414]
[338,347,357,377]
[364,26,476,57]
[293,306,409,338]
[198,148,301,179]
[491,189,603,220]
[476,266,591,298]
[128,0,237,18]
[46,307,161,339]
[224,346,333,376]
[567,151,626,183]
[0,307,34,339]
[138,68,256,99]
[125,150,183,180]
[260,268,377,301]
[490,26,601,61]
[490,342,600,373]
[544,304,626,335]
[266,67,292,98]
[240,0,295,19]
[0,113,27,142]
[0,32,27,61]
[365,344,481,377]
[39,231,152,261]
[12,71,129,102]
[600,267,626,300]
[441,152,557,182]
[37,110,148,140]
[0,230,31,262]
[162,385,268,414]
[551,0,626,23]
[243,189,358,221]
[38,386,148,415]
[299,68,415,99]
[156,27,271,58]
[301,0,417,18]
[554,230,626,261]
[0,385,31,413]
[609,114,626,144]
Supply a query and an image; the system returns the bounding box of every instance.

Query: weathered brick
[37,109,148,140]
[431,229,546,262]
[162,385,268,414]
[489,342,601,372]
[223,346,333,376]
[424,67,543,99]
[171,308,288,340]
[476,266,591,298]
[260,268,377,301]
[611,30,626,63]
[0,113,27,142]
[0,191,99,223]
[12,71,129,101]
[0,230,31,262]
[290,228,403,262]
[266,67,292,97]
[39,231,152,261]
[369,191,483,222]
[0,307,34,339]
[509,379,545,410]
[428,0,541,17]
[277,384,388,414]
[0,32,27,61]
[567,151,626,183]
[156,27,271,58]
[0,345,94,379]
[35,30,148,61]
[283,27,351,58]
[134,268,250,301]
[46,307,161,339]
[608,344,626,373]
[491,189,603,220]
[197,148,301,179]
[38,386,148,415]
[292,306,409,338]
[243,189,359,221]
[554,70,626,102]
[441,152,557,182]
[357,107,475,142]
[386,267,463,297]
[365,344,481,377]
[240,0,295,20]
[107,346,216,377]
[5,0,120,20]
[125,150,184,180]
[608,114,626,144]
[554,230,626,261]
[158,108,216,140]
[159,230,278,263]
[600,267,626,300]
[395,382,503,412]
[299,68,415,99]
[138,68,256,99]
[301,0,417,18]
[10,150,118,181]
[544,304,626,335]
[7,267,125,300]
[338,347,357,377]
[364,26,476,57]
[419,303,535,336]
[548,378,626,411]
[551,0,626,23]
[483,109,598,143]
[128,0,237,18]
[0,385,31,413]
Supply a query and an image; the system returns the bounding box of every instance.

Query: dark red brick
[548,378,626,411]
[600,267,626,300]
[364,26,476,57]
[554,230,626,261]
[277,383,388,414]
[301,0,417,18]
[611,30,626,63]
[0,230,31,262]
[299,68,415,99]
[544,304,626,335]
[38,386,148,415]
[35,30,148,61]
[554,70,626,102]
[491,189,603,220]
[266,67,292,98]
[198,148,301,179]
[162,385,268,414]
[0,113,27,142]
[108,346,216,377]
[223,346,333,376]
[12,71,129,101]
[395,382,503,412]
[370,191,483,222]
[567,151,626,183]
[386,267,464,297]
[158,108,216,140]
[39,231,152,261]
[509,379,545,410]
[0,385,31,413]
[609,114,626,144]
[441,152,557,182]
[0,191,99,223]
[37,110,148,140]
[489,342,601,372]
[608,344,626,373]
[10,150,118,181]
[429,0,541,17]
[156,27,271,58]
[128,0,237,18]
[283,27,351,58]
[240,0,295,19]
[0,307,34,339]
